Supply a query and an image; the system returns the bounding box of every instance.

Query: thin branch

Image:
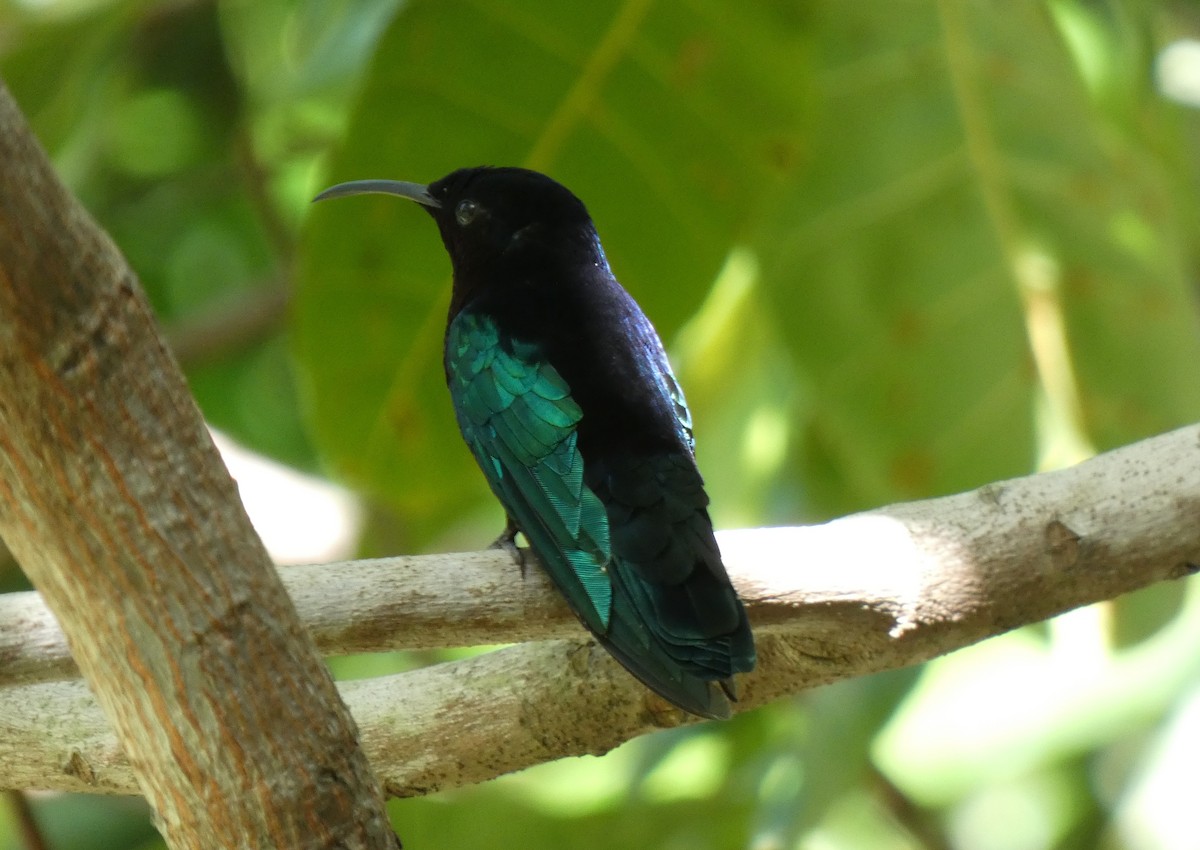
[2,423,1198,796]
[871,765,951,850]
[165,282,290,366]
[231,124,295,260]
[0,549,577,687]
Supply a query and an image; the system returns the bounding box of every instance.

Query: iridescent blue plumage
[315,166,755,718]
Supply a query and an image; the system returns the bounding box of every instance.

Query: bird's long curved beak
[312,179,441,208]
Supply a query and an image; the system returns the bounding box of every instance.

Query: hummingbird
[314,167,755,718]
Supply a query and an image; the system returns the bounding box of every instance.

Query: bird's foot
[490,517,531,578]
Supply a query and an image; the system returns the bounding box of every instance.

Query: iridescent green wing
[445,310,612,631]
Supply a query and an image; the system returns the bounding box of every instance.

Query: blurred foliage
[3,0,1200,849]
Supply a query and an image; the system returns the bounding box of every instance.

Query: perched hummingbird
[314,167,755,718]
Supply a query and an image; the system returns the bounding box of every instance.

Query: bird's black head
[314,167,608,293]
[426,167,597,267]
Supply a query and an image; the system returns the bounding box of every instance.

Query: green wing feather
[446,311,613,631]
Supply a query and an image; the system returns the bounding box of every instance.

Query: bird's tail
[596,564,749,720]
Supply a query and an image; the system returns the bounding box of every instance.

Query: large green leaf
[295,0,808,536]
[749,0,1200,516]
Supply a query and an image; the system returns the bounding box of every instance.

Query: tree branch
[164,282,290,367]
[3,423,1197,796]
[0,81,398,848]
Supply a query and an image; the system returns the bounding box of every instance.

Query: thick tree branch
[0,82,398,848]
[3,423,1198,796]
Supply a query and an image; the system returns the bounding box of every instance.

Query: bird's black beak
[312,179,441,208]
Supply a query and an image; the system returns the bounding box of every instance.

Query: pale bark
[3,423,1198,796]
[0,82,398,848]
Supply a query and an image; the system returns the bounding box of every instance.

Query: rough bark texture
[0,82,399,849]
[2,424,1198,796]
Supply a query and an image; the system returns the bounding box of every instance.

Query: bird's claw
[490,517,531,578]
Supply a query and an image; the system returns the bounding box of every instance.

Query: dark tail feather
[597,572,737,720]
[596,633,733,720]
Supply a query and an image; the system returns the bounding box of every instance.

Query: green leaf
[750,0,1200,516]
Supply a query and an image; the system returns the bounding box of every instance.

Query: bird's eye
[455,199,481,226]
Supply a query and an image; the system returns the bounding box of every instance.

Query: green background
[3,0,1200,848]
